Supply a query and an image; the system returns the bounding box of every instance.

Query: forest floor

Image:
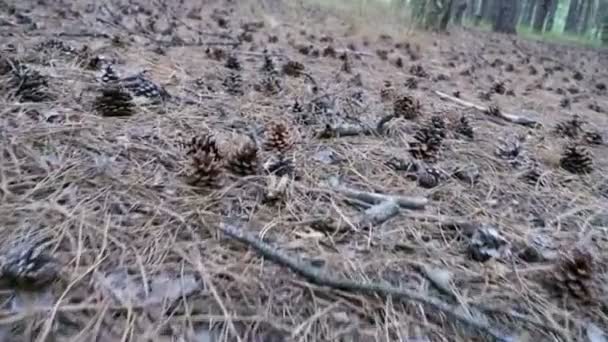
[1,0,608,341]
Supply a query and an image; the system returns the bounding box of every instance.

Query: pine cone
[2,60,53,102]
[453,115,474,139]
[554,115,585,139]
[184,135,223,186]
[417,167,441,189]
[393,95,421,119]
[404,77,418,89]
[282,61,304,77]
[409,64,428,78]
[264,122,293,153]
[120,73,170,101]
[255,75,282,95]
[380,81,396,103]
[409,126,443,161]
[225,55,241,70]
[560,144,593,174]
[322,46,337,58]
[99,63,120,83]
[261,51,276,74]
[553,249,594,299]
[520,165,546,187]
[223,71,243,96]
[491,81,506,94]
[340,53,351,73]
[485,104,501,117]
[427,115,446,139]
[264,155,295,177]
[226,139,259,176]
[94,86,135,117]
[583,131,603,145]
[37,39,79,57]
[0,241,60,290]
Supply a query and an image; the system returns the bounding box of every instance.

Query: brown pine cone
[393,95,421,119]
[183,135,223,187]
[553,249,594,299]
[226,139,259,176]
[264,122,293,153]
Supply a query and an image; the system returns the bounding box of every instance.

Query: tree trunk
[474,0,484,25]
[452,0,468,25]
[519,0,535,26]
[532,0,551,32]
[481,0,495,23]
[564,0,581,33]
[438,0,455,31]
[602,17,608,45]
[544,0,558,32]
[493,0,518,33]
[578,0,594,35]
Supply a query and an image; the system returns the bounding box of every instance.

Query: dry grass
[1,0,608,341]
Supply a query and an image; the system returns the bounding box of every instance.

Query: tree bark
[452,0,468,25]
[519,0,535,26]
[532,0,551,32]
[564,0,581,33]
[544,0,558,32]
[493,0,518,34]
[578,0,595,35]
[481,0,496,23]
[438,0,455,31]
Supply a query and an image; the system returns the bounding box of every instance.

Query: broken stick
[218,220,513,342]
[328,176,427,210]
[434,91,540,128]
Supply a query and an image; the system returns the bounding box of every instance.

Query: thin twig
[327,176,427,210]
[434,90,540,128]
[218,220,513,342]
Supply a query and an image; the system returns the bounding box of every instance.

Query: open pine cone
[184,135,223,187]
[553,249,594,300]
[452,115,474,139]
[226,139,259,176]
[282,60,304,77]
[0,241,60,291]
[560,144,593,174]
[554,115,585,139]
[409,126,443,161]
[264,122,293,153]
[393,95,421,119]
[94,86,135,117]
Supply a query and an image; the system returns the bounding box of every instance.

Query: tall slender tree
[564,0,582,33]
[544,0,558,32]
[519,0,535,26]
[493,0,518,33]
[532,0,551,32]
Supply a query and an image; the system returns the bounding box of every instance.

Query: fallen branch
[357,200,400,227]
[218,221,513,342]
[376,114,395,134]
[434,91,540,128]
[328,176,427,210]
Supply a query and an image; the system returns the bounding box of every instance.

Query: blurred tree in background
[399,0,608,44]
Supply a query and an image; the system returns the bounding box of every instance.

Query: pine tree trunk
[493,0,518,33]
[452,0,468,25]
[520,0,535,26]
[602,18,608,45]
[578,0,594,34]
[532,0,551,32]
[481,0,495,23]
[544,0,558,32]
[474,0,484,25]
[564,0,581,33]
[438,0,455,31]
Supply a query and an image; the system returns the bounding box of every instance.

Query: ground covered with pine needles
[1,0,608,341]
